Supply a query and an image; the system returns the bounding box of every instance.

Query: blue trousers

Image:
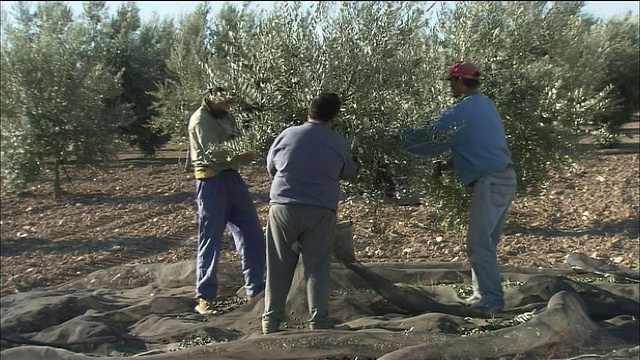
[195,170,265,299]
[467,166,517,308]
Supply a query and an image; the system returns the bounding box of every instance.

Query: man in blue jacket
[402,61,517,310]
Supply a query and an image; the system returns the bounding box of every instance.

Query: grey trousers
[467,166,517,308]
[262,204,336,332]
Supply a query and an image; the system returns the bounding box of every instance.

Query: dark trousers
[195,170,265,299]
[262,204,336,331]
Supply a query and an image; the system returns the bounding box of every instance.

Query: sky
[1,1,638,23]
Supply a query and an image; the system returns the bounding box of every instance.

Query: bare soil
[1,121,638,296]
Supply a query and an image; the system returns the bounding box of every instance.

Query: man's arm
[266,135,281,179]
[401,107,461,157]
[339,140,358,180]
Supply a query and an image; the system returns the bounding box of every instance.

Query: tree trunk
[53,158,61,200]
[184,145,191,172]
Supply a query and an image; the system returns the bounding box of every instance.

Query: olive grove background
[2,1,638,229]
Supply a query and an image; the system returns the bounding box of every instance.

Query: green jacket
[188,107,242,174]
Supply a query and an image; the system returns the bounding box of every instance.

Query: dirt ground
[1,121,638,296]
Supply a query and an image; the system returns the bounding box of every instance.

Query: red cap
[444,61,480,80]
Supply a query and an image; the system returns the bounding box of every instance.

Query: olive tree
[151,1,636,231]
[1,1,131,198]
[151,2,214,147]
[200,1,436,202]
[588,12,639,146]
[105,1,175,156]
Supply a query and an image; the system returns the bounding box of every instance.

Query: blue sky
[1,1,638,23]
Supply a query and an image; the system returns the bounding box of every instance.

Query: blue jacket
[402,92,512,186]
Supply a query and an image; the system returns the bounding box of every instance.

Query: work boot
[464,293,482,305]
[195,298,219,315]
[262,326,281,335]
[246,290,264,303]
[309,323,351,331]
[470,299,504,312]
[261,321,281,335]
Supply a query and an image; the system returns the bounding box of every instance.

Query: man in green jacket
[188,86,265,315]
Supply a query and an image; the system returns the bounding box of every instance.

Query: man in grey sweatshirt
[262,92,357,334]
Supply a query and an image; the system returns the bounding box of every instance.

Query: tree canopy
[2,1,638,228]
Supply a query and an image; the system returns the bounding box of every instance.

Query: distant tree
[1,1,131,199]
[209,2,261,63]
[576,11,639,135]
[105,1,172,157]
[592,13,640,129]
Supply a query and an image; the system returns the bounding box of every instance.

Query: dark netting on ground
[1,222,638,360]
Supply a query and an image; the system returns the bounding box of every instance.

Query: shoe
[470,301,503,312]
[262,327,281,335]
[331,324,352,331]
[246,289,264,303]
[464,293,482,305]
[195,298,219,315]
[308,324,351,331]
[262,323,281,335]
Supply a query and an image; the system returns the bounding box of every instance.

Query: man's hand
[433,160,444,177]
[432,158,454,177]
[234,152,254,165]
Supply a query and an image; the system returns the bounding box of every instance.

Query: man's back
[267,122,356,211]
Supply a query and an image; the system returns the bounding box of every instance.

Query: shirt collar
[461,90,481,100]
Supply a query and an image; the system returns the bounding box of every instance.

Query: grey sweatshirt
[267,122,357,211]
